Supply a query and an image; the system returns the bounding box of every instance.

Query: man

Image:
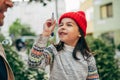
[0,0,14,80]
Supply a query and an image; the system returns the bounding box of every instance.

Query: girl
[28,11,99,80]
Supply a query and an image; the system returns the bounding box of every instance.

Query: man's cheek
[0,17,4,26]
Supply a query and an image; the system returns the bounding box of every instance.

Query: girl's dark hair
[54,27,92,60]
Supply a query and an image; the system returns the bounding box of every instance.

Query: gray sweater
[28,35,99,80]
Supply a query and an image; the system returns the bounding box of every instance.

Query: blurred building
[80,0,120,46]
[80,0,94,35]
[94,0,120,46]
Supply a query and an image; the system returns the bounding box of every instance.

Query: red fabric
[59,11,87,36]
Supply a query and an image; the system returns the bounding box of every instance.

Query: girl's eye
[67,24,72,26]
[59,24,63,27]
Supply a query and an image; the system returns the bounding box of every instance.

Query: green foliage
[99,32,115,47]
[0,33,5,42]
[86,35,120,80]
[4,45,29,80]
[0,18,47,80]
[28,0,52,6]
[27,68,48,80]
[117,44,120,51]
[4,45,47,80]
[47,36,56,46]
[25,39,34,55]
[9,19,35,40]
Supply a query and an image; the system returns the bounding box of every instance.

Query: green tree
[27,0,52,6]
[4,45,29,80]
[86,35,120,80]
[0,33,5,42]
[4,44,47,80]
[117,44,120,51]
[9,19,35,39]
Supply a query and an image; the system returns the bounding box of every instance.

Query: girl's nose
[60,25,66,30]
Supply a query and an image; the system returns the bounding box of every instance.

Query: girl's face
[58,18,80,47]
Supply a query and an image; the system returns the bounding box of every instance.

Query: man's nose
[5,0,13,8]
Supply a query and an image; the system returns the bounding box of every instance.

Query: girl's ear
[78,34,81,37]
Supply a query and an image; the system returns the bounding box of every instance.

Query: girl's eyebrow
[67,22,72,23]
[67,22,75,25]
[60,21,74,24]
[61,22,72,24]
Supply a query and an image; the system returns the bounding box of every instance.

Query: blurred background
[0,0,120,80]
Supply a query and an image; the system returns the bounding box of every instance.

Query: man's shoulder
[0,43,6,59]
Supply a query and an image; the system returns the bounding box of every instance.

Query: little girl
[28,11,99,80]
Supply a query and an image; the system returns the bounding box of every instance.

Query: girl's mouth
[59,32,67,36]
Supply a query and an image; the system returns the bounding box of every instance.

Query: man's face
[0,0,13,26]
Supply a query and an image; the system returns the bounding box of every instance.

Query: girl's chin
[59,38,66,43]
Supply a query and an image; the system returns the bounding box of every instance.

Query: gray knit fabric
[48,44,88,80]
[28,35,99,80]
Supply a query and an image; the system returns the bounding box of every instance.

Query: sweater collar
[64,44,74,52]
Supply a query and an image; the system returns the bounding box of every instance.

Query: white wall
[1,0,66,36]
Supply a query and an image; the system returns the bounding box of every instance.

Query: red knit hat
[58,11,87,36]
